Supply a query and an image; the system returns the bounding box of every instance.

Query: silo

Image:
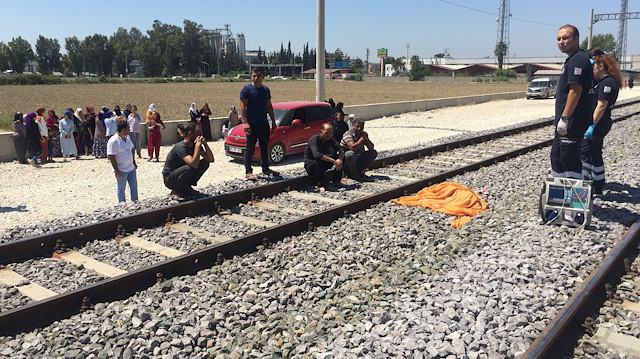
[237,33,246,62]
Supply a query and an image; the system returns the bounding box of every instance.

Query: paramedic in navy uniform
[551,24,594,179]
[581,48,621,195]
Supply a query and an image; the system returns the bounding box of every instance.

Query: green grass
[0,116,12,131]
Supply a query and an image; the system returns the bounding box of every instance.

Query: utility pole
[365,48,370,75]
[590,2,639,70]
[405,43,410,73]
[316,0,325,102]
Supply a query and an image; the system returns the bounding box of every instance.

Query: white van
[526,77,557,99]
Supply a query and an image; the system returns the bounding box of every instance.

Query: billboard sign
[377,48,388,58]
[333,61,349,69]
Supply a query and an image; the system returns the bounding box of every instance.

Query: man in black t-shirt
[162,122,214,200]
[551,24,594,179]
[304,123,344,192]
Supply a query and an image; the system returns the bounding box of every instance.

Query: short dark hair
[14,112,23,122]
[353,119,365,127]
[251,66,264,75]
[117,119,128,132]
[560,24,579,39]
[184,122,199,136]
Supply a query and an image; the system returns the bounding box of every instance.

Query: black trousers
[580,121,611,193]
[163,161,209,194]
[304,159,342,186]
[13,136,28,164]
[550,135,582,179]
[244,125,270,174]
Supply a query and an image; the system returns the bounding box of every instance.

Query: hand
[556,117,569,136]
[114,171,122,179]
[362,132,369,141]
[335,159,343,171]
[243,123,251,135]
[134,162,138,169]
[195,136,204,146]
[65,133,71,139]
[584,124,595,139]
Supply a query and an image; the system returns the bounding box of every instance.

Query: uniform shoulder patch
[573,67,582,76]
[603,86,611,93]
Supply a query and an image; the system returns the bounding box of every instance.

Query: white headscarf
[149,103,156,112]
[74,108,83,120]
[189,103,198,115]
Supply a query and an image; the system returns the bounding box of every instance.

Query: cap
[349,114,356,119]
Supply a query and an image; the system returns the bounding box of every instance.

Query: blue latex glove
[584,124,595,139]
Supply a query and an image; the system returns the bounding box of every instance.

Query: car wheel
[526,96,531,100]
[269,142,285,163]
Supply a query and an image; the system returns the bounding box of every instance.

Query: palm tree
[494,41,508,69]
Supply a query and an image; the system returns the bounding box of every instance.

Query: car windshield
[530,80,549,87]
[273,109,292,126]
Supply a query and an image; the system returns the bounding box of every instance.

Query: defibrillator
[539,177,593,228]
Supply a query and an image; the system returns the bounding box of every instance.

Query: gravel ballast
[0,94,639,358]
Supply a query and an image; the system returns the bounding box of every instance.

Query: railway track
[1,99,639,341]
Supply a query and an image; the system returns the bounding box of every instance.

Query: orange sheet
[390,182,488,228]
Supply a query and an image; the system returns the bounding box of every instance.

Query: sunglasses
[590,50,609,64]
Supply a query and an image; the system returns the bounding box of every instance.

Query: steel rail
[0,133,553,336]
[0,100,638,336]
[2,99,638,265]
[521,221,640,359]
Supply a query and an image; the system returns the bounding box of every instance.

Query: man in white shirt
[107,120,138,202]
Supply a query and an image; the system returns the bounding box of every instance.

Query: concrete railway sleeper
[0,100,639,338]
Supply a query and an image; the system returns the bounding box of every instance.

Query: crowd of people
[9,67,381,202]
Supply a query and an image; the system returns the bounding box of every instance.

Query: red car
[224,101,336,163]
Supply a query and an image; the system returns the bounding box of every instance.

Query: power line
[438,0,560,28]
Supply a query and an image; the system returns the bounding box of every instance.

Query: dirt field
[0,81,525,126]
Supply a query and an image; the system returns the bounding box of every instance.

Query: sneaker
[246,173,257,181]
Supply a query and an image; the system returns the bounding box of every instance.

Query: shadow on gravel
[591,181,640,226]
[0,205,27,213]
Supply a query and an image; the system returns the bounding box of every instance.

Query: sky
[1,0,638,62]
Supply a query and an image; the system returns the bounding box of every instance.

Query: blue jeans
[116,169,138,203]
[31,149,43,163]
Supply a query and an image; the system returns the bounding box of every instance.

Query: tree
[525,64,533,82]
[350,57,363,72]
[409,55,424,81]
[133,37,162,77]
[0,42,9,71]
[109,27,143,77]
[7,36,34,73]
[63,36,84,76]
[494,41,507,69]
[35,36,62,74]
[580,33,616,54]
[181,20,205,75]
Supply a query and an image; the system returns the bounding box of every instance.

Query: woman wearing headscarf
[93,108,108,158]
[45,108,61,160]
[25,112,43,166]
[199,102,213,141]
[12,112,28,164]
[189,103,199,122]
[147,110,165,161]
[222,105,240,139]
[146,103,156,123]
[59,110,78,160]
[35,107,49,162]
[84,105,96,156]
[73,108,85,156]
